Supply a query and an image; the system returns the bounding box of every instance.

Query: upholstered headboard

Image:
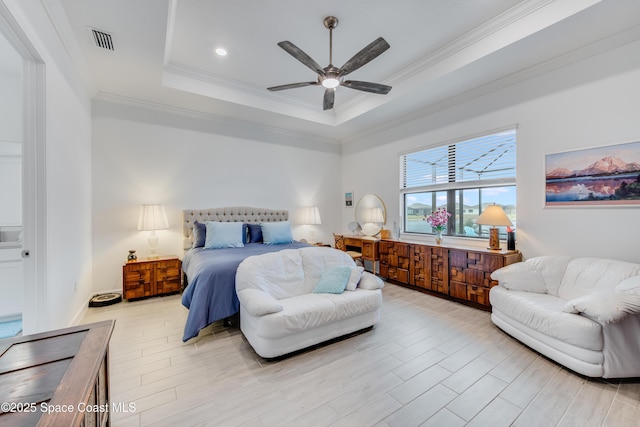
[182,206,289,249]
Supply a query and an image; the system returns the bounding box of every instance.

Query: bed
[180,207,308,341]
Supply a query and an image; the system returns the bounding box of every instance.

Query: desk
[342,236,379,272]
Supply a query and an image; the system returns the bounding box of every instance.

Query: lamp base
[487,227,501,251]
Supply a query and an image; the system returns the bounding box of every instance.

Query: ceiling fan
[267,16,392,111]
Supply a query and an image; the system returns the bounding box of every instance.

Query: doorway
[0,2,47,335]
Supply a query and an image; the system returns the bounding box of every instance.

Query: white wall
[91,101,342,293]
[342,40,640,264]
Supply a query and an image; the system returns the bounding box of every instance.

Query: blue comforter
[181,242,308,341]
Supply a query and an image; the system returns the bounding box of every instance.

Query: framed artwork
[545,140,640,207]
[345,191,354,207]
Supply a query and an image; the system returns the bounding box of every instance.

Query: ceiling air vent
[89,28,114,51]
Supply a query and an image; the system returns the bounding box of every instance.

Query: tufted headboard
[182,206,289,249]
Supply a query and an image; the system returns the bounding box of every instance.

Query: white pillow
[490,262,546,293]
[358,272,384,290]
[562,290,640,323]
[204,222,244,249]
[345,266,365,291]
[237,289,283,317]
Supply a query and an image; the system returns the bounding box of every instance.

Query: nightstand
[122,255,182,300]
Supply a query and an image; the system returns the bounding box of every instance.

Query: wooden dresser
[122,255,182,300]
[341,236,379,272]
[0,320,115,426]
[379,239,521,310]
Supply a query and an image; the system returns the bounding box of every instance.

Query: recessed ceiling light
[215,47,227,56]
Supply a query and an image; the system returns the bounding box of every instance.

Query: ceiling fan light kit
[267,16,392,110]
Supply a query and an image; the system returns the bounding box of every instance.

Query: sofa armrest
[358,272,384,290]
[237,289,283,317]
[562,289,640,323]
[490,262,546,293]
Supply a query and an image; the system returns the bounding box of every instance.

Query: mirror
[355,194,387,236]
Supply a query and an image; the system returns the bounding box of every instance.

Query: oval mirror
[355,194,387,236]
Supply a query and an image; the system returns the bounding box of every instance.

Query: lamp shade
[363,207,384,224]
[476,204,513,227]
[301,206,321,225]
[137,205,169,231]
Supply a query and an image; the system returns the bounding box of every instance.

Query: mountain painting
[545,141,640,206]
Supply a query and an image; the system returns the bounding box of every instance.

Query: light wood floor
[80,283,640,427]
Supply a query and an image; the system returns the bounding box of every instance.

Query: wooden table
[0,320,115,426]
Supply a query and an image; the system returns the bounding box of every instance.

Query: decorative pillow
[204,222,245,249]
[246,223,263,243]
[490,262,547,294]
[192,221,206,248]
[237,289,283,316]
[261,221,294,245]
[562,290,640,323]
[358,272,385,290]
[313,266,352,294]
[345,266,365,291]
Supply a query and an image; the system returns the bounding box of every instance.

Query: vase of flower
[426,208,451,245]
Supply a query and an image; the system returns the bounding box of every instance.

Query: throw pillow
[313,266,352,294]
[562,290,640,323]
[204,222,245,249]
[192,221,206,248]
[615,275,640,292]
[261,221,294,245]
[246,223,263,243]
[358,272,385,290]
[345,266,365,291]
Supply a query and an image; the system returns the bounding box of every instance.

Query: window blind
[401,129,516,189]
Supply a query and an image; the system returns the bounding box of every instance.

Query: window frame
[400,128,517,238]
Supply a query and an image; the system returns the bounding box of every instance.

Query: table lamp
[475,204,512,250]
[301,206,321,243]
[137,205,169,259]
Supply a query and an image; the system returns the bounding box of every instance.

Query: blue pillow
[261,221,293,245]
[192,221,206,248]
[242,223,249,244]
[313,266,352,294]
[204,222,245,249]
[246,223,263,243]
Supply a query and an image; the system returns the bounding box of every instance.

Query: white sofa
[235,246,384,358]
[490,256,640,378]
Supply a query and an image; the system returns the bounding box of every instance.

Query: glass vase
[435,229,443,245]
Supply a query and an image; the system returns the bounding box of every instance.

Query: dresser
[379,239,521,309]
[0,320,114,426]
[122,256,182,300]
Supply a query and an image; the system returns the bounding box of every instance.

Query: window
[401,129,516,238]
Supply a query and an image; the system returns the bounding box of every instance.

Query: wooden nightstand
[122,255,182,300]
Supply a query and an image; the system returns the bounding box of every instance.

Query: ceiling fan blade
[277,41,326,77]
[338,37,390,78]
[267,81,318,91]
[323,88,335,110]
[342,80,392,94]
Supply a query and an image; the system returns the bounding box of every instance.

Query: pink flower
[426,208,451,231]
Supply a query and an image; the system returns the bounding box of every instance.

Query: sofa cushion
[255,290,381,339]
[491,262,546,293]
[236,249,307,298]
[313,266,352,294]
[299,247,356,290]
[526,256,573,296]
[358,272,385,290]
[490,286,603,351]
[558,258,640,301]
